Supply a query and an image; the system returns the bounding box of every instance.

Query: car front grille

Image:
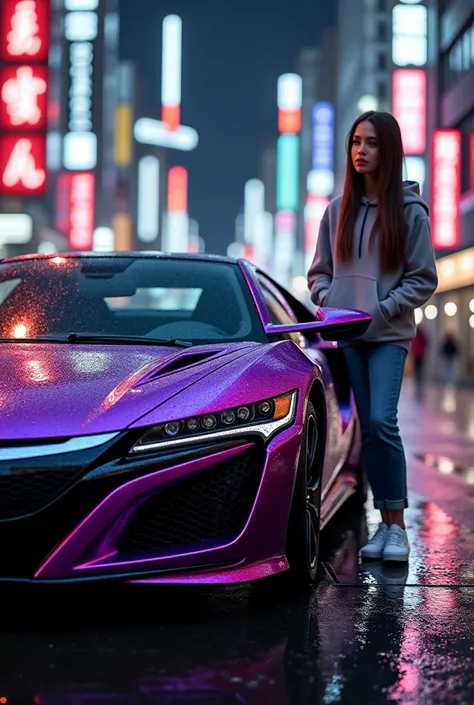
[118,446,264,554]
[0,466,85,520]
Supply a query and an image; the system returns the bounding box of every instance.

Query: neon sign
[69,172,95,249]
[310,102,334,197]
[63,5,98,170]
[8,1,41,56]
[68,42,94,132]
[277,74,302,135]
[168,166,188,213]
[431,130,461,249]
[0,0,50,196]
[161,15,182,131]
[0,134,46,194]
[392,3,427,67]
[276,134,299,211]
[0,65,47,127]
[1,0,50,61]
[392,69,426,155]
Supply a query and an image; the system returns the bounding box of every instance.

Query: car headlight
[130,390,297,453]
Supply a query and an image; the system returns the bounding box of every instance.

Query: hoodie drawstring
[358,203,372,258]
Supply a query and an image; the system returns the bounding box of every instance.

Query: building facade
[294,31,338,282]
[425,0,474,382]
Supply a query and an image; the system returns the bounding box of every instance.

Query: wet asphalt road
[1,380,474,705]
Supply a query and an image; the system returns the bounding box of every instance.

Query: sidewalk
[400,377,474,464]
[398,376,474,531]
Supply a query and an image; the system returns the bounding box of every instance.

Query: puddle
[414,453,474,487]
[325,495,474,588]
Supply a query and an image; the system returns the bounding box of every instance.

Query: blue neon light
[312,102,334,172]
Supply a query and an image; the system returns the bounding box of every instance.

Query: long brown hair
[335,111,405,272]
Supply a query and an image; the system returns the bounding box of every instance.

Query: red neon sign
[392,69,426,155]
[0,133,45,194]
[69,173,95,250]
[168,166,188,212]
[278,109,301,134]
[162,104,180,132]
[0,64,48,129]
[431,129,461,249]
[0,0,50,196]
[1,0,50,62]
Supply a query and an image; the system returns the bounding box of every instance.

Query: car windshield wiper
[0,336,66,343]
[66,333,193,347]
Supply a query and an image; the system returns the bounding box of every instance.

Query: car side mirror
[264,306,372,341]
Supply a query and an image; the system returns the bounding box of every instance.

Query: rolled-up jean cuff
[373,498,408,510]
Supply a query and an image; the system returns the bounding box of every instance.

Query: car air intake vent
[151,351,220,377]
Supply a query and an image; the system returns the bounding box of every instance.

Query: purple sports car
[0,252,371,586]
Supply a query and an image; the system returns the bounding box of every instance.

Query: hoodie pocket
[323,275,393,340]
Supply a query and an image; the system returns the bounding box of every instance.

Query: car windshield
[0,255,267,345]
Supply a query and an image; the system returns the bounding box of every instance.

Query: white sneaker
[360,522,389,560]
[383,525,410,563]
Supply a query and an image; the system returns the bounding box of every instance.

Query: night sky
[119,0,335,254]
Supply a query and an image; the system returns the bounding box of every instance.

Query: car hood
[0,342,260,440]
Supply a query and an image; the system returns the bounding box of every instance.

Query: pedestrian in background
[411,326,429,400]
[441,332,459,386]
[307,111,438,564]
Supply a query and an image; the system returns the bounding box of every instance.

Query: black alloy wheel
[286,401,322,586]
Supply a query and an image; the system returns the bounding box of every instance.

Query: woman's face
[351,120,379,175]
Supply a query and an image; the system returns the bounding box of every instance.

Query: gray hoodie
[307,181,438,350]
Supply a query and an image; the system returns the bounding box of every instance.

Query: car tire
[286,401,322,587]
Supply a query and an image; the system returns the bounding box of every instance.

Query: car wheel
[286,401,322,587]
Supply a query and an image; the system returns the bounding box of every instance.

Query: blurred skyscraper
[335,0,392,190]
[258,135,277,216]
[296,32,337,281]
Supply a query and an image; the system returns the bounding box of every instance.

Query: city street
[1,379,473,705]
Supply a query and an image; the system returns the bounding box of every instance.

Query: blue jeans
[343,344,408,510]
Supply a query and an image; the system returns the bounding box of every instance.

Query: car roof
[0,251,245,266]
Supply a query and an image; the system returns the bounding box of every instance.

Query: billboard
[0,0,50,196]
[431,129,461,249]
[392,69,426,155]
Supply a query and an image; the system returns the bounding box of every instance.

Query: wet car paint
[0,342,258,439]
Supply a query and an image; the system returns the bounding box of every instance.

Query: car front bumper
[0,424,303,584]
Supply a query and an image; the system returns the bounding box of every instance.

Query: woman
[307,111,438,563]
